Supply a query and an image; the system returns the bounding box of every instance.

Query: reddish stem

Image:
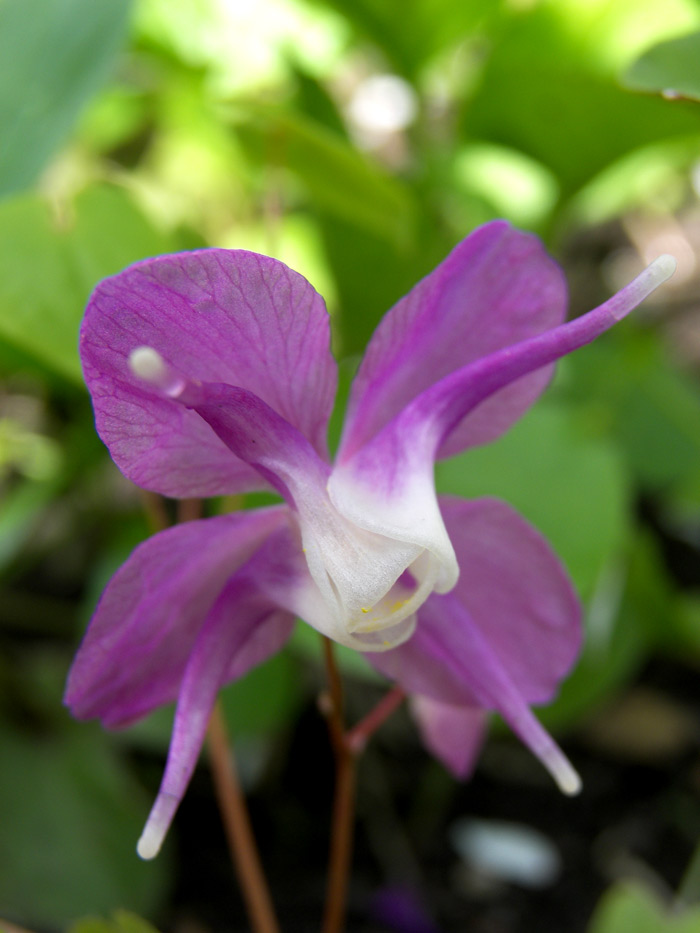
[320,642,407,933]
[207,702,281,933]
[346,686,406,753]
[321,639,357,933]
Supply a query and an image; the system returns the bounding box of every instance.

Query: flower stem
[346,686,406,753]
[141,490,170,533]
[321,638,357,933]
[207,701,281,933]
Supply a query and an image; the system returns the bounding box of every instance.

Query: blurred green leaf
[436,401,629,598]
[0,184,172,383]
[236,109,415,246]
[625,31,700,101]
[310,0,496,76]
[0,0,132,198]
[564,331,700,494]
[588,882,700,933]
[0,479,59,573]
[466,8,700,197]
[545,532,663,727]
[69,910,161,933]
[666,595,700,661]
[220,648,303,737]
[0,729,168,927]
[321,211,456,356]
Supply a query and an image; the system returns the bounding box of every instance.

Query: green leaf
[588,882,700,933]
[0,185,172,383]
[465,8,700,197]
[236,109,415,246]
[625,31,700,102]
[0,479,60,573]
[435,401,629,598]
[544,532,661,727]
[0,729,168,927]
[308,0,497,76]
[69,910,161,933]
[220,649,303,737]
[563,330,700,494]
[0,0,132,197]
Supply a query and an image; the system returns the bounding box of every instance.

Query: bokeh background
[2,1,700,931]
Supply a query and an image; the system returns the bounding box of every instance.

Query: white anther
[129,346,169,384]
[128,346,186,397]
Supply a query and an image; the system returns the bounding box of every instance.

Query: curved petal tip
[609,253,677,323]
[136,791,180,860]
[543,746,582,796]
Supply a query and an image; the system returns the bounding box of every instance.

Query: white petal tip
[136,791,179,860]
[649,253,677,283]
[136,828,163,861]
[553,761,582,796]
[608,253,677,322]
[129,346,168,384]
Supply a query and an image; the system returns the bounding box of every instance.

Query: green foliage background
[1,0,700,929]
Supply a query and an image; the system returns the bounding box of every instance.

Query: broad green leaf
[236,109,415,246]
[588,882,700,933]
[563,331,700,494]
[308,0,497,76]
[465,7,700,197]
[0,729,168,927]
[321,212,455,356]
[220,649,303,736]
[625,31,700,101]
[0,0,132,197]
[436,401,629,598]
[0,185,172,383]
[544,532,662,727]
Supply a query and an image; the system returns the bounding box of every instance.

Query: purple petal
[340,222,567,462]
[373,592,580,794]
[441,496,581,703]
[65,506,289,727]
[136,559,296,860]
[409,696,487,779]
[332,256,675,553]
[81,250,337,498]
[367,497,585,793]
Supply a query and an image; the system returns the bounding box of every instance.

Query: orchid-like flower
[65,221,675,860]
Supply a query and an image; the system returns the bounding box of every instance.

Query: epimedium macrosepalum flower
[64,221,675,860]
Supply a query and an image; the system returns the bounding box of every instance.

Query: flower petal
[81,250,337,498]
[131,366,424,651]
[135,559,296,860]
[440,496,581,702]
[331,256,675,577]
[64,506,289,727]
[367,497,585,792]
[339,221,567,462]
[370,592,581,794]
[409,696,487,779]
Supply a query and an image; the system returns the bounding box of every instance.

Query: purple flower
[65,221,674,859]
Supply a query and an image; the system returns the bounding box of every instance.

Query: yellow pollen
[360,607,370,614]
